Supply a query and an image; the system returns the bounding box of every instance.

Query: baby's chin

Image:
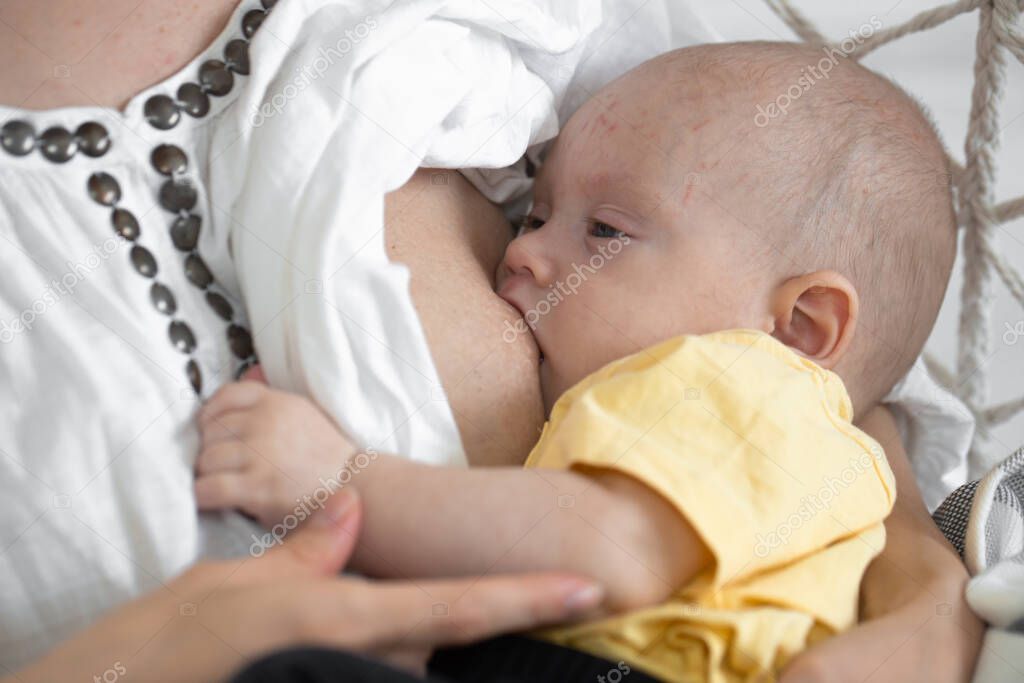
[539,357,583,418]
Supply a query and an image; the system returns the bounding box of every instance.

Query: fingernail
[563,582,604,613]
[242,365,267,383]
[314,488,358,527]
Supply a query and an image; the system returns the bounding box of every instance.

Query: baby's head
[497,41,956,416]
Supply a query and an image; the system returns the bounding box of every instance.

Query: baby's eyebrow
[581,171,659,214]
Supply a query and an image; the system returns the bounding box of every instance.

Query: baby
[195,42,957,682]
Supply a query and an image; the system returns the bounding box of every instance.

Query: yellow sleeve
[524,330,896,589]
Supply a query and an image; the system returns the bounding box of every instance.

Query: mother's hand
[7,490,603,683]
[781,406,983,682]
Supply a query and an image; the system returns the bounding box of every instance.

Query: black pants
[231,636,660,682]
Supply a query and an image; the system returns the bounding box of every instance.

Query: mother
[0,0,980,681]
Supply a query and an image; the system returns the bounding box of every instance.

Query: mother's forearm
[783,408,982,683]
[855,406,983,680]
[858,407,970,616]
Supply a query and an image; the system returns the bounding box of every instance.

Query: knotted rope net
[765,0,1024,464]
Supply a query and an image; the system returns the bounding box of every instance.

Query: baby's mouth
[496,279,545,365]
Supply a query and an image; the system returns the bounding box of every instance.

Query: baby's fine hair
[665,42,958,406]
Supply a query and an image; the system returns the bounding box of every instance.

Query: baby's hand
[195,368,358,528]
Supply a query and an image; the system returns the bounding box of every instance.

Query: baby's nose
[503,235,554,286]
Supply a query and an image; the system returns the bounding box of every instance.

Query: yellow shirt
[525,330,896,682]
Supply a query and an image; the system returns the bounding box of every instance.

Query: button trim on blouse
[0,0,275,395]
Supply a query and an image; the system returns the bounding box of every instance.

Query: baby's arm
[345,453,711,612]
[195,380,711,613]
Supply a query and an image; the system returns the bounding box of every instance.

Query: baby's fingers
[198,411,254,449]
[195,471,252,512]
[240,364,267,383]
[199,381,268,427]
[196,442,251,476]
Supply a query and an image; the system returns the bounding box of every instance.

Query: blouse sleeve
[524,331,896,588]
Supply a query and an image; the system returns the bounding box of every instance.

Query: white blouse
[0,1,281,668]
[0,0,721,667]
[0,0,970,670]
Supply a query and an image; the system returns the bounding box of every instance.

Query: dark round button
[169,320,197,354]
[185,254,214,289]
[187,359,203,395]
[176,82,211,118]
[199,60,233,97]
[261,0,277,9]
[87,172,121,206]
[150,282,177,316]
[242,9,266,38]
[75,122,111,157]
[130,245,158,278]
[151,144,188,176]
[170,214,201,251]
[111,208,140,241]
[228,324,254,359]
[144,94,180,130]
[224,39,251,75]
[39,126,77,163]
[159,179,198,212]
[1,120,36,156]
[205,291,234,321]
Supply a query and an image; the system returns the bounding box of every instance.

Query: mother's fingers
[236,489,364,583]
[187,555,602,676]
[363,643,433,677]
[360,574,604,649]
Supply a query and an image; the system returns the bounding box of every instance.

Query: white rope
[995,196,1024,223]
[924,352,958,389]
[762,0,829,45]
[764,0,1024,458]
[957,2,1004,449]
[848,0,986,59]
[985,396,1024,426]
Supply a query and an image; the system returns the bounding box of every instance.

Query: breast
[385,168,545,467]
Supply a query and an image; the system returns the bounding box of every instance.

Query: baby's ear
[769,270,859,369]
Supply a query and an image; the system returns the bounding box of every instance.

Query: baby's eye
[517,214,545,234]
[589,221,626,239]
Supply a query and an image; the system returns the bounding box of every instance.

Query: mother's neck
[0,0,241,110]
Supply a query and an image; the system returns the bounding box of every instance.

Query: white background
[697,1,1024,466]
